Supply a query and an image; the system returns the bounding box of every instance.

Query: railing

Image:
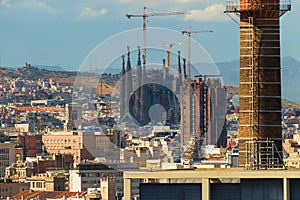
[226,1,291,12]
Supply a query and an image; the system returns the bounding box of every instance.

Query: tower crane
[126,7,189,65]
[162,42,184,75]
[182,26,213,80]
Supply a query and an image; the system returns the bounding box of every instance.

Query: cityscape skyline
[1,1,300,199]
[0,0,299,69]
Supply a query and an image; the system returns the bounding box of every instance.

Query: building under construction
[118,47,226,159]
[225,0,291,168]
[120,48,181,126]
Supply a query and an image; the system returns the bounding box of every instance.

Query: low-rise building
[69,162,120,192]
[5,161,37,182]
[0,182,30,198]
[0,142,16,177]
[27,172,67,191]
[42,131,93,164]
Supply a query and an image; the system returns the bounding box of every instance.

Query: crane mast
[182,26,213,80]
[126,7,189,66]
[162,43,184,75]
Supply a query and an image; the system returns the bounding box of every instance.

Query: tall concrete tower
[226,0,291,168]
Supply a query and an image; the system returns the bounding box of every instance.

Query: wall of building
[42,132,85,163]
[0,142,15,177]
[17,134,43,159]
[0,182,30,198]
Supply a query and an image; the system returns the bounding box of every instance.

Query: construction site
[122,0,296,200]
[226,0,291,169]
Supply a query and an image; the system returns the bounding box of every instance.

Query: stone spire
[183,58,187,80]
[176,51,182,92]
[125,46,132,114]
[162,58,166,83]
[134,47,142,122]
[177,51,182,76]
[120,55,126,117]
[139,54,150,125]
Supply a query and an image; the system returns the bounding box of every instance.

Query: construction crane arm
[190,30,213,34]
[148,11,189,17]
[162,42,184,48]
[126,12,189,18]
[125,14,144,18]
[182,30,213,34]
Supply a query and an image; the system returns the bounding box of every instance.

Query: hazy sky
[0,0,298,70]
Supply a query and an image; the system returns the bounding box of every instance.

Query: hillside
[0,65,117,92]
[217,56,300,103]
[2,63,300,109]
[225,85,300,110]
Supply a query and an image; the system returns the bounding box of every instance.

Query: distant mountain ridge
[225,85,300,110]
[2,56,300,103]
[5,64,66,71]
[216,56,300,103]
[0,65,77,81]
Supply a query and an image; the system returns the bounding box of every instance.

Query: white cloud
[1,0,55,14]
[185,4,228,22]
[78,7,108,20]
[1,0,11,7]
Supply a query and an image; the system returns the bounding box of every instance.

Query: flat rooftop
[124,168,300,179]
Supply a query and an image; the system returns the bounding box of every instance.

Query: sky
[0,0,299,70]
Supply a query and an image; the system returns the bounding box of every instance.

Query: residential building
[0,182,30,198]
[27,173,67,191]
[0,142,16,177]
[42,131,93,164]
[17,134,43,160]
[69,162,121,192]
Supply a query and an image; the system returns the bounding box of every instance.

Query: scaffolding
[248,16,255,136]
[245,138,285,170]
[225,0,291,168]
[225,1,291,17]
[248,17,256,169]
